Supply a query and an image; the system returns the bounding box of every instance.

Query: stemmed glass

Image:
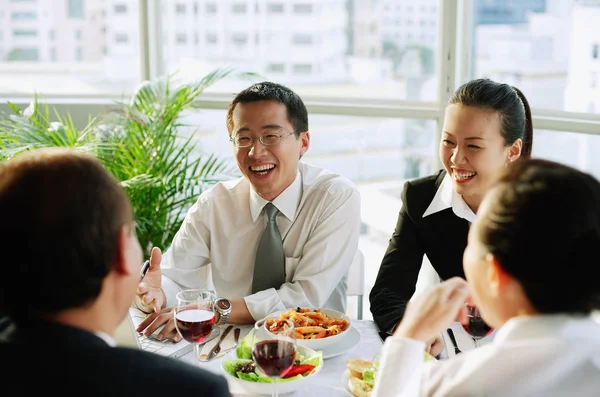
[461,305,493,348]
[174,289,217,366]
[251,316,297,397]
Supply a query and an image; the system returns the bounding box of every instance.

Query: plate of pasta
[266,307,355,352]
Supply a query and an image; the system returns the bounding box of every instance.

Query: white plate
[321,325,360,359]
[342,369,354,396]
[221,344,323,395]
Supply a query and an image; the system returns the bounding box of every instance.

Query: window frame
[0,0,598,164]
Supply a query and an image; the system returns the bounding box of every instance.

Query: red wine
[252,340,296,378]
[462,316,493,339]
[175,309,215,343]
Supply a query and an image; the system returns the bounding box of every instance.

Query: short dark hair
[0,148,132,324]
[477,158,600,314]
[449,78,534,159]
[225,81,309,136]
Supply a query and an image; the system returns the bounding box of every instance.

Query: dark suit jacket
[369,170,470,336]
[1,319,231,396]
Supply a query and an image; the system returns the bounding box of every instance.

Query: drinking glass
[251,316,297,397]
[461,305,493,348]
[174,289,217,366]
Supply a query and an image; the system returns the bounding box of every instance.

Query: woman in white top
[372,158,600,397]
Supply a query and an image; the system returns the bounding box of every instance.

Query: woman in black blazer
[369,78,534,355]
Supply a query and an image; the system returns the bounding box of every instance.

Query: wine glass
[174,289,217,366]
[251,316,297,397]
[462,305,493,348]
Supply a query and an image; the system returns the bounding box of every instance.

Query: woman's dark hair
[477,158,600,314]
[449,78,533,159]
[226,81,308,136]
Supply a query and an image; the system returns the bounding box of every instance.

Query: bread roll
[346,359,373,380]
[348,375,373,397]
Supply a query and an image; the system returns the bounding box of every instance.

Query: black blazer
[1,319,231,396]
[369,170,470,336]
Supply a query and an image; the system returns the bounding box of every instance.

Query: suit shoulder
[401,170,445,216]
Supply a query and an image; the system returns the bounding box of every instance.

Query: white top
[373,315,600,397]
[422,173,476,223]
[160,162,361,320]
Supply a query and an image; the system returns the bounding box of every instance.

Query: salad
[223,333,323,383]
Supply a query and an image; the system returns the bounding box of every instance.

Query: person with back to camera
[372,158,600,396]
[369,78,534,356]
[134,81,361,339]
[0,148,231,396]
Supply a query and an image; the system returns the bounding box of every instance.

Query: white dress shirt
[160,162,361,320]
[373,314,600,397]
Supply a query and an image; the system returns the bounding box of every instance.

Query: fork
[199,327,241,362]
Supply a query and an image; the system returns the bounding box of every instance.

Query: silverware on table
[447,328,462,355]
[206,325,234,361]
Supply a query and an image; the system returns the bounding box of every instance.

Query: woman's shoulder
[401,170,447,216]
[403,170,446,196]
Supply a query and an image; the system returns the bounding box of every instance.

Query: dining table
[179,319,384,396]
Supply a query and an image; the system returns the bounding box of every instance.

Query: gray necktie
[252,203,285,293]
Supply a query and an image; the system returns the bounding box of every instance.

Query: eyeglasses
[230,131,296,148]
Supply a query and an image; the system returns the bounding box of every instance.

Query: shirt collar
[422,173,477,223]
[249,168,302,223]
[94,330,116,347]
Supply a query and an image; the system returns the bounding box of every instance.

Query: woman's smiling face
[440,104,518,213]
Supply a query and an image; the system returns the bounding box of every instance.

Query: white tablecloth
[180,320,384,396]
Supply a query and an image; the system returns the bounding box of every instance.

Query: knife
[206,325,234,360]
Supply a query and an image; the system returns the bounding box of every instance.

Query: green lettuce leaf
[236,333,253,360]
[223,359,253,377]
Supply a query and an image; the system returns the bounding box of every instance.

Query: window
[74,30,81,40]
[232,33,247,45]
[593,44,599,60]
[206,33,217,44]
[13,30,37,37]
[268,4,284,14]
[232,4,247,14]
[293,64,312,74]
[470,0,598,113]
[67,0,85,19]
[175,3,186,14]
[11,12,36,20]
[75,47,82,61]
[294,4,312,14]
[114,33,129,43]
[176,33,187,44]
[114,4,127,14]
[268,63,285,73]
[293,34,312,45]
[5,48,38,61]
[206,3,217,14]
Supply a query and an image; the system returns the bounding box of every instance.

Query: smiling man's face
[231,100,309,201]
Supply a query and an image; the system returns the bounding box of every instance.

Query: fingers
[136,307,181,342]
[150,246,162,271]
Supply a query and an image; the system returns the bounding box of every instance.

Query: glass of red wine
[174,289,217,366]
[462,305,493,348]
[251,316,297,397]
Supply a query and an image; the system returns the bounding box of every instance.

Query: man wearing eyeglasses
[135,81,361,336]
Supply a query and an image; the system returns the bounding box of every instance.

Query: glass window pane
[157,0,440,101]
[533,129,600,179]
[0,0,141,95]
[470,0,599,114]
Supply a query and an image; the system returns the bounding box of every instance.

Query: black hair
[449,78,533,158]
[226,81,309,136]
[478,158,600,314]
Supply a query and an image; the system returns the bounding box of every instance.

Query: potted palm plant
[0,67,255,255]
